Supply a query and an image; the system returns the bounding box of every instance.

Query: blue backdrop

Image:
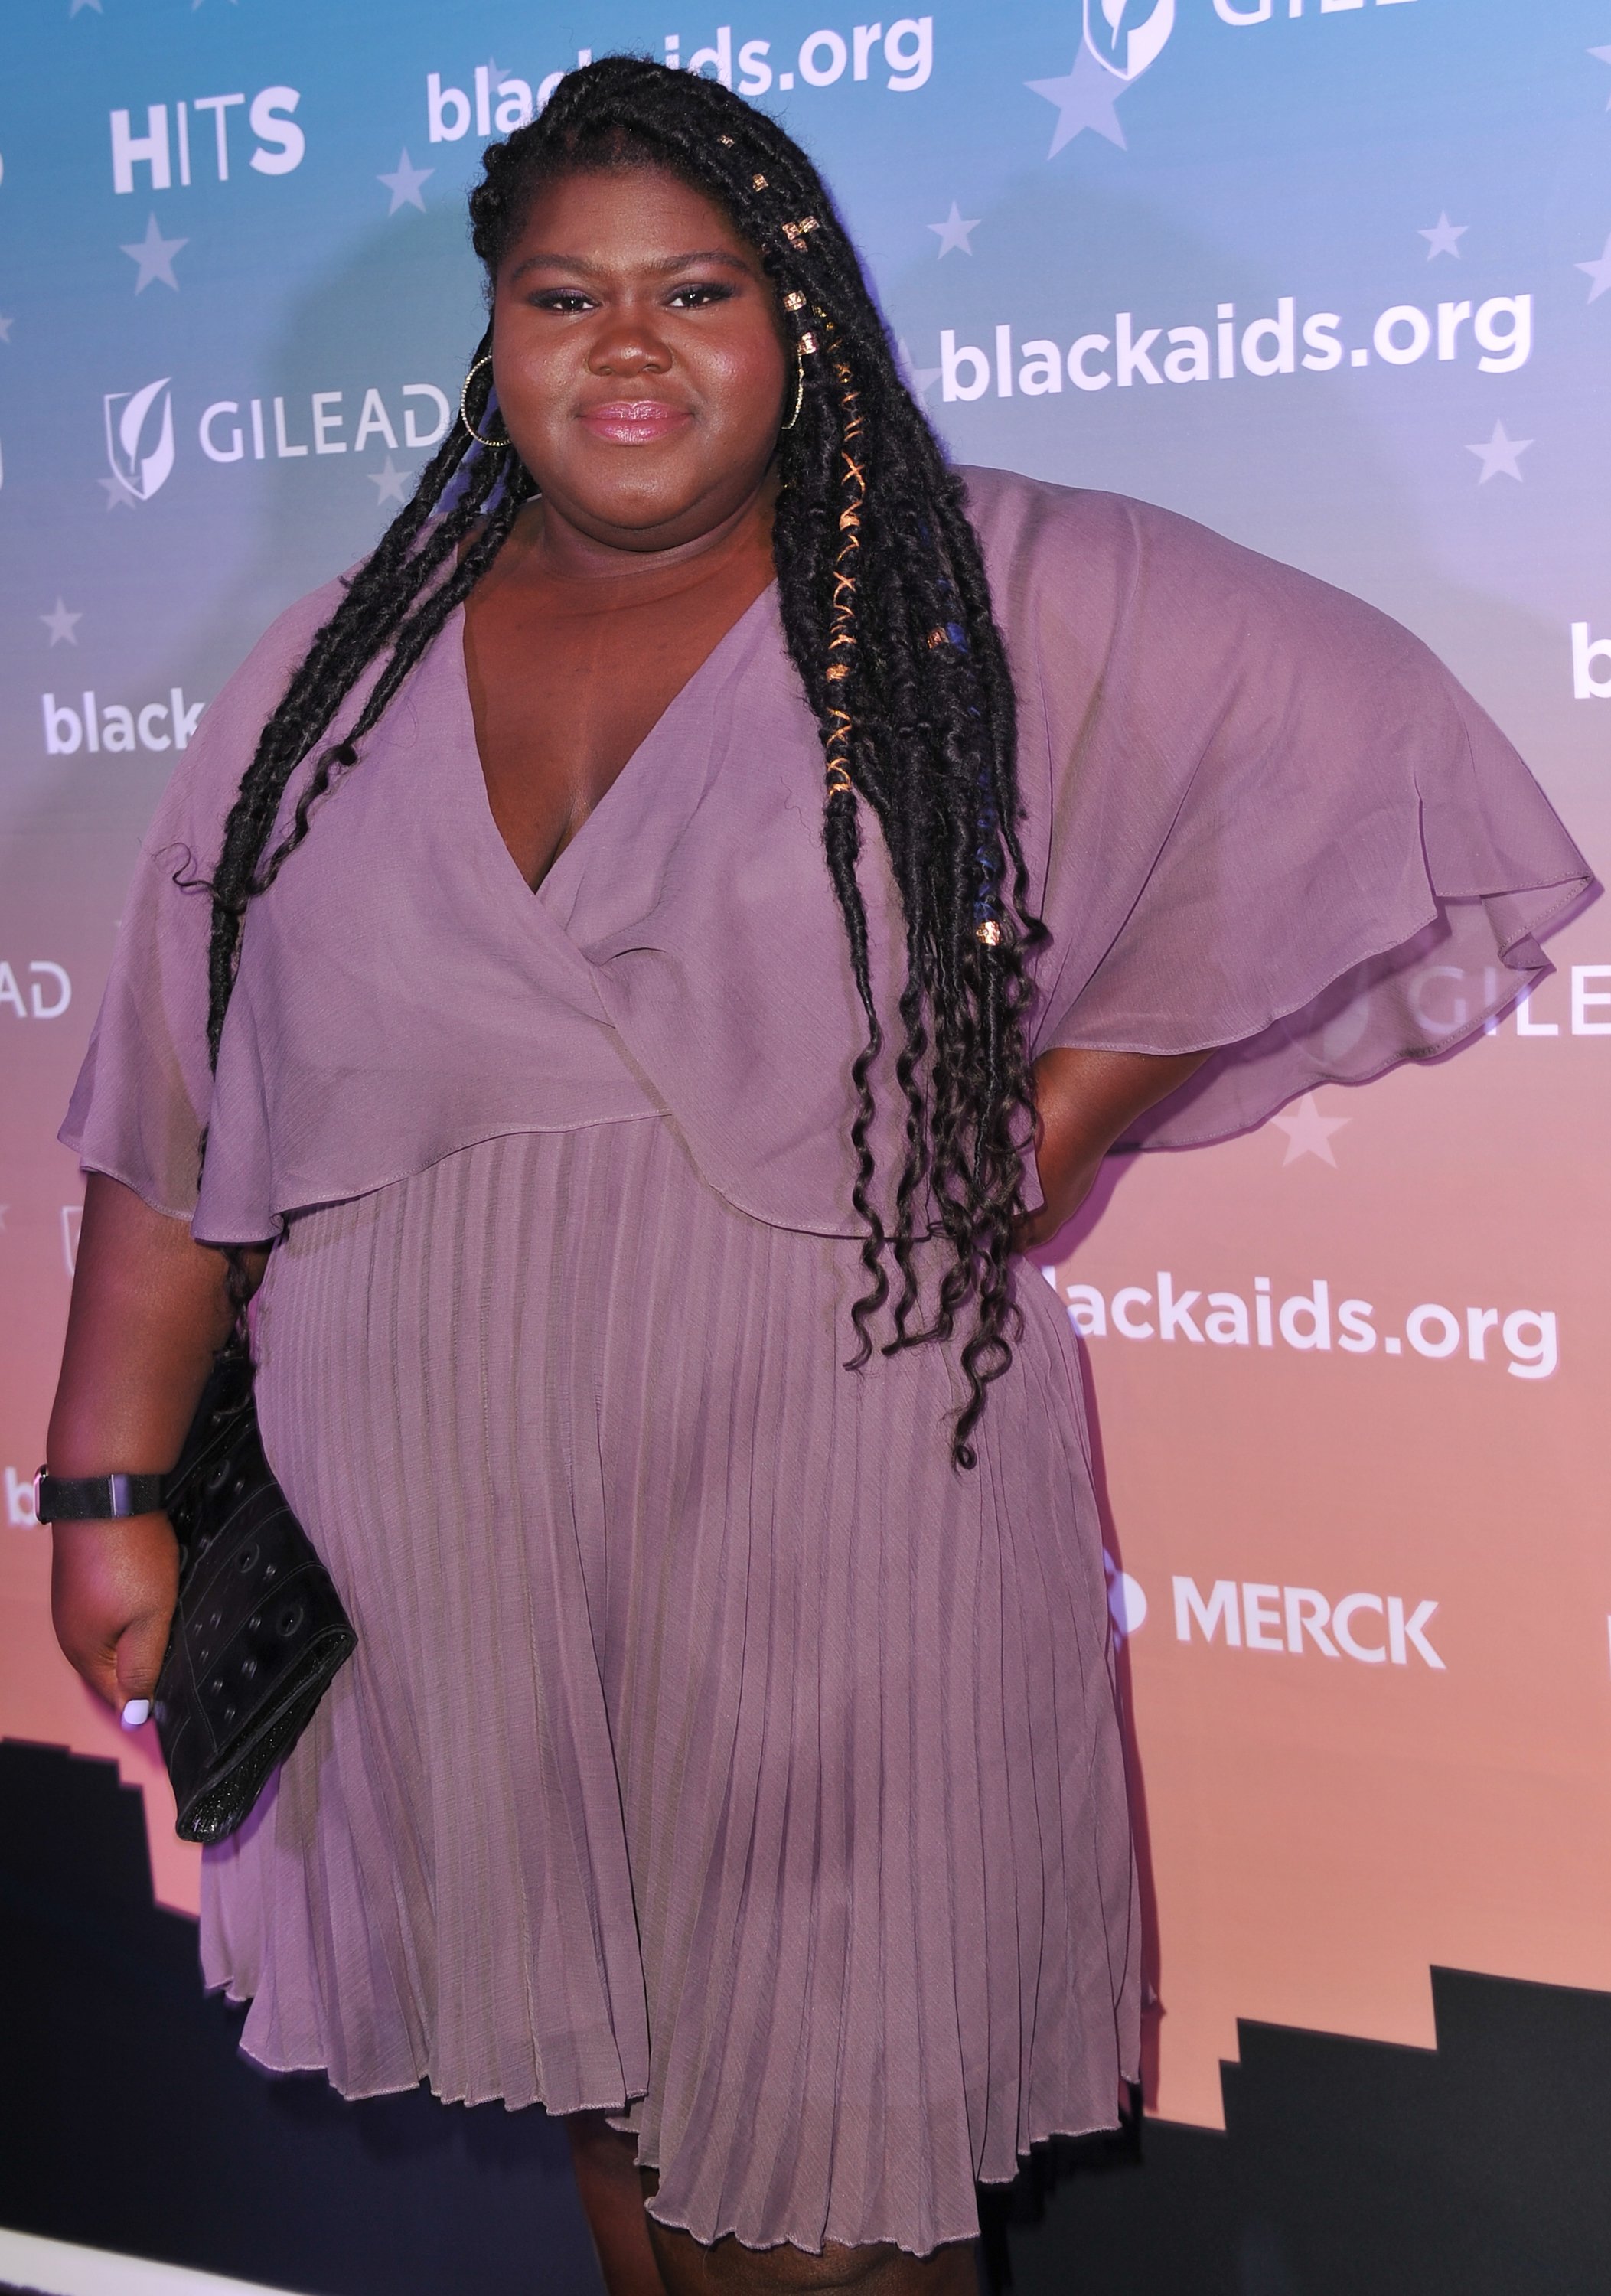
[3,0,1609,2187]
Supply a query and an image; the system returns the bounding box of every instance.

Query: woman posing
[46,57,1586,2296]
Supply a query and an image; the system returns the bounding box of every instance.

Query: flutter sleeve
[58,576,347,1220]
[983,478,1595,1148]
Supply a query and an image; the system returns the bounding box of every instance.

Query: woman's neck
[516,468,779,588]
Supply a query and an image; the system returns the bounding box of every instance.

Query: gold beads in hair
[752,172,769,189]
[975,920,1003,947]
[717,135,735,146]
[783,290,807,313]
[798,330,820,355]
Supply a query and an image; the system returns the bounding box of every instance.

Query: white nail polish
[121,1698,152,1728]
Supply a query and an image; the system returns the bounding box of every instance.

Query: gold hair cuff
[975,920,1003,947]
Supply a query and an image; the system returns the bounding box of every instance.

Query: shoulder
[954,465,1433,723]
[139,566,358,856]
[208,566,359,728]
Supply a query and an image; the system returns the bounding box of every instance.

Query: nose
[587,308,673,378]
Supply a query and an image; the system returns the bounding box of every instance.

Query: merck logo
[1086,0,1175,80]
[104,378,174,504]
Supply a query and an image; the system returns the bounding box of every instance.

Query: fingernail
[121,1698,152,1729]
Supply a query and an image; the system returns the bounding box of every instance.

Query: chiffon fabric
[62,470,1589,2255]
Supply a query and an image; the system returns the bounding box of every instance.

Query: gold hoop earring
[459,354,508,448]
[779,340,807,433]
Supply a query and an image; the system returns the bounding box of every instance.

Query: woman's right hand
[51,1512,181,1716]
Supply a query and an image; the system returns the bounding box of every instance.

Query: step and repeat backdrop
[2,0,1607,2135]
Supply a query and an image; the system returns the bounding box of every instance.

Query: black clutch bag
[154,1340,356,1845]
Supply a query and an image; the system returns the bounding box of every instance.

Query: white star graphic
[1419,211,1467,260]
[0,314,13,343]
[1026,47,1127,157]
[1592,44,1611,107]
[99,472,139,510]
[70,0,103,14]
[368,454,411,507]
[1466,420,1531,484]
[897,338,942,400]
[928,201,981,258]
[120,212,188,292]
[379,149,433,215]
[485,55,510,90]
[1269,1092,1350,1167]
[1575,231,1611,302]
[41,598,83,645]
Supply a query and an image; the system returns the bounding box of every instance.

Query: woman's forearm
[1018,1045,1214,1251]
[46,1174,269,1711]
[47,1172,243,1479]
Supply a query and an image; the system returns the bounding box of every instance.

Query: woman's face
[491,165,791,553]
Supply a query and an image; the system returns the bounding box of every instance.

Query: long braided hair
[204,56,1045,1466]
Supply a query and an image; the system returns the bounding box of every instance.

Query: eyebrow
[508,247,754,285]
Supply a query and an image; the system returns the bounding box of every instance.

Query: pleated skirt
[201,1116,1139,2256]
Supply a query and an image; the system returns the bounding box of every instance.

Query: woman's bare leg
[566,2112,669,2296]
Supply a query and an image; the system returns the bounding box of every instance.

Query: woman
[45,56,1587,2296]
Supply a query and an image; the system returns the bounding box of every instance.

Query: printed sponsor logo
[1087,0,1175,81]
[936,295,1531,403]
[1047,1270,1559,1379]
[197,383,450,464]
[1172,1577,1445,1669]
[426,17,931,124]
[109,90,304,194]
[1507,968,1611,1038]
[1029,0,1414,155]
[104,378,174,504]
[92,380,452,504]
[1213,0,1417,22]
[41,690,203,758]
[0,963,71,1019]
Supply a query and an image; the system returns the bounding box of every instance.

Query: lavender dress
[61,470,1588,2256]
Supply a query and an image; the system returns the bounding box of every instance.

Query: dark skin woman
[50,73,1208,2296]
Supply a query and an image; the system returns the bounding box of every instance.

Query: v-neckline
[452,578,782,908]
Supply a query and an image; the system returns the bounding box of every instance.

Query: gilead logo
[1087,0,1174,80]
[105,378,174,504]
[1173,1577,1445,1668]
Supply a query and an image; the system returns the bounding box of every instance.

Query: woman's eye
[667,282,734,308]
[532,290,595,314]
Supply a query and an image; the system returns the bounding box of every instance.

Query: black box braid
[201,55,1046,1468]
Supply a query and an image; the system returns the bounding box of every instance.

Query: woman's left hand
[1015,1045,1216,1253]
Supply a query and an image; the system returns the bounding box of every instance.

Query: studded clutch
[154,1340,356,1846]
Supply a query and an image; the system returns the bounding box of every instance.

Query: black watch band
[34,1468,169,1524]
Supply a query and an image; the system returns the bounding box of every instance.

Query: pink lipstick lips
[579,400,691,445]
